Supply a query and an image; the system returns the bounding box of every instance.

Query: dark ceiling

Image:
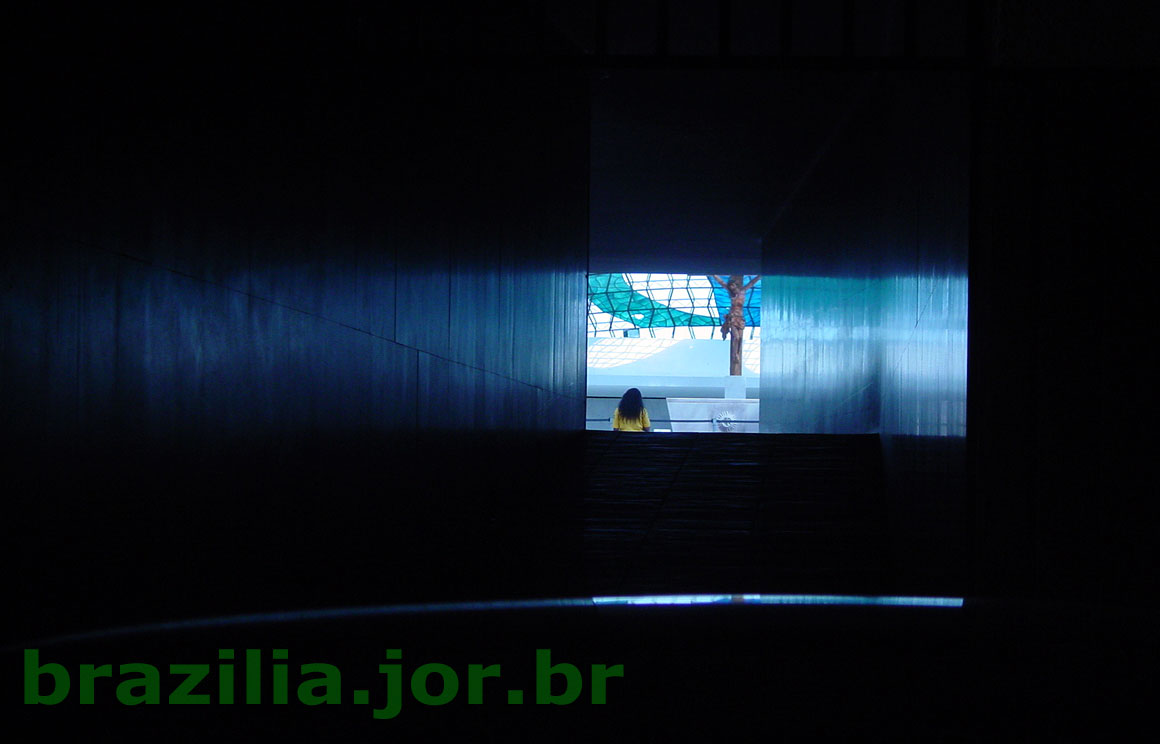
[589,68,877,273]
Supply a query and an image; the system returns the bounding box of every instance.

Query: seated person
[612,387,651,432]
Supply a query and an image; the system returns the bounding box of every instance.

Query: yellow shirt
[612,407,650,431]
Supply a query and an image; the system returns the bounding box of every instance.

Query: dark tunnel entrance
[10,3,1157,736]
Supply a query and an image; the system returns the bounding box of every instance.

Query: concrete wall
[759,72,969,438]
[3,6,591,640]
[969,68,1157,603]
[759,71,971,591]
[3,17,588,446]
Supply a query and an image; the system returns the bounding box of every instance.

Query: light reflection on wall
[759,275,967,437]
[880,274,968,439]
[759,276,878,433]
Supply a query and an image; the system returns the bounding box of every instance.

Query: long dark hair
[617,387,644,420]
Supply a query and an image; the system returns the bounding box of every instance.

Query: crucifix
[710,274,760,377]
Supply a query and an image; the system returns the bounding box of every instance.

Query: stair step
[582,431,891,594]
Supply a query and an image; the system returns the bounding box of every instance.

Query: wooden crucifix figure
[710,274,761,376]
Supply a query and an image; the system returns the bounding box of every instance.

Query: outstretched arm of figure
[742,275,761,292]
[710,275,727,288]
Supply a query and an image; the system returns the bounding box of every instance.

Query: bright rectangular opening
[586,272,761,432]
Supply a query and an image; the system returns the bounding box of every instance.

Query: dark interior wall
[3,5,591,639]
[588,69,869,275]
[964,0,1160,604]
[758,72,969,433]
[758,75,875,434]
[875,74,970,593]
[2,19,588,443]
[759,71,970,590]
[970,68,1158,603]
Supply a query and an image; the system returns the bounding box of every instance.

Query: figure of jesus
[710,274,760,376]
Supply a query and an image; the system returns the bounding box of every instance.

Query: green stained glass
[588,273,761,336]
[588,273,719,328]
